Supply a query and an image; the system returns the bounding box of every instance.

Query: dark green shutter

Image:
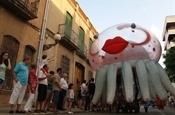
[79,27,85,53]
[65,12,72,39]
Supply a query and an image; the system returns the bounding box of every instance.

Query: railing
[13,0,39,15]
[58,23,79,48]
[77,42,87,56]
[58,23,88,57]
[0,0,39,20]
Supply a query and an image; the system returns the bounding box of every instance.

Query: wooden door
[74,62,84,96]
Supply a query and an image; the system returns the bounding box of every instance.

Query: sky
[76,0,175,67]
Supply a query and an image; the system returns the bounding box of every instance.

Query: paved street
[0,106,174,115]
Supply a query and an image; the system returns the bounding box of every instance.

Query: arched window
[61,55,70,76]
[24,45,36,60]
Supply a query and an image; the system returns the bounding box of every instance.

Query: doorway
[74,62,84,96]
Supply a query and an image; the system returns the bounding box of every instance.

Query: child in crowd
[67,83,74,114]
[40,55,54,69]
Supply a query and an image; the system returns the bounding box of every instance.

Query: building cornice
[68,0,98,34]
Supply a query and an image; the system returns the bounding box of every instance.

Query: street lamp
[43,33,61,50]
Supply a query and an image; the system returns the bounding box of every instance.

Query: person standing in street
[84,82,90,112]
[52,68,62,113]
[67,83,74,114]
[0,52,11,92]
[35,64,49,113]
[9,57,31,114]
[43,71,55,112]
[88,78,95,111]
[59,73,68,110]
[23,63,38,113]
[80,80,86,109]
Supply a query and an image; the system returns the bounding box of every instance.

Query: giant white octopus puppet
[88,23,175,105]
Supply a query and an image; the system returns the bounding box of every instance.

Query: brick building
[0,0,46,90]
[0,0,46,107]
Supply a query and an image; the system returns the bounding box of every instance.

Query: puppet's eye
[131,23,136,29]
[94,34,98,39]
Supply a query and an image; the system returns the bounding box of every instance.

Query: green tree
[163,46,175,82]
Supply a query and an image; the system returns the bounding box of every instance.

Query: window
[61,55,70,76]
[24,45,36,60]
[88,71,93,78]
[79,27,85,53]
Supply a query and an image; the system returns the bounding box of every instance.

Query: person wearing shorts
[35,65,49,112]
[43,71,55,112]
[80,80,86,109]
[9,57,31,114]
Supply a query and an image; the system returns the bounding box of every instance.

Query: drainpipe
[36,0,50,74]
[34,0,51,105]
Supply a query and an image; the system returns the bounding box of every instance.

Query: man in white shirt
[35,65,49,112]
[80,80,87,109]
[59,73,68,110]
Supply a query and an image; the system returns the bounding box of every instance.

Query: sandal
[15,110,26,113]
[34,109,40,113]
[9,110,14,114]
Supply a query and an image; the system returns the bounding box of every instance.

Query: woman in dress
[24,63,38,113]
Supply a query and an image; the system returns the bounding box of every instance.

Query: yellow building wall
[44,0,97,84]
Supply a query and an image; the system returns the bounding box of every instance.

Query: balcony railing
[168,29,175,41]
[0,0,39,20]
[58,23,88,59]
[58,24,80,52]
[76,43,87,60]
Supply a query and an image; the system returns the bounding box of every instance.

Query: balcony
[58,24,88,59]
[0,0,39,20]
[165,16,175,30]
[76,43,87,60]
[58,24,79,52]
[167,29,175,41]
[164,29,175,50]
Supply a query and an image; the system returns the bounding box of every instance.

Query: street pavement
[0,105,174,115]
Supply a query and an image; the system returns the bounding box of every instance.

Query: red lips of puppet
[102,36,129,54]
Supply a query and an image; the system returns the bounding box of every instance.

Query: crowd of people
[7,54,74,114]
[0,53,96,114]
[1,52,175,114]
